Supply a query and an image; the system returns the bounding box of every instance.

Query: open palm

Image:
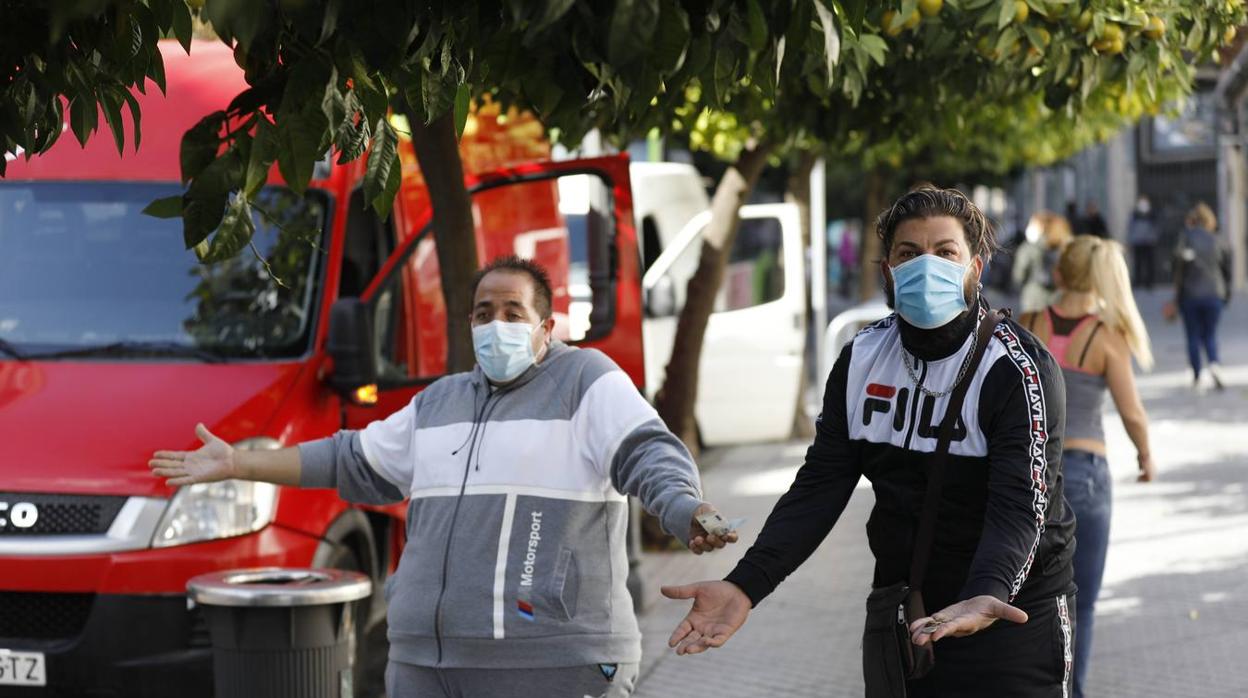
[149,423,236,486]
[662,580,752,655]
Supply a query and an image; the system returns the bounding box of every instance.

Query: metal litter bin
[187,567,372,698]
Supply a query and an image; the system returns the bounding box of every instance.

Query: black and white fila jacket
[726,310,1076,613]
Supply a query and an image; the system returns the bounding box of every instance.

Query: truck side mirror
[326,298,377,396]
[645,275,677,318]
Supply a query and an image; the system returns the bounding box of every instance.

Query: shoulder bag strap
[908,309,1004,592]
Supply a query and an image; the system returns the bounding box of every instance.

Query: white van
[629,162,712,274]
[635,180,807,446]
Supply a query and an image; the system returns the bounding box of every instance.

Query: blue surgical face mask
[472,320,539,383]
[890,254,972,329]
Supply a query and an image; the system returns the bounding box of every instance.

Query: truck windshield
[0,182,328,360]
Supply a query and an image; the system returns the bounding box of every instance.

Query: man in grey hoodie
[151,255,735,697]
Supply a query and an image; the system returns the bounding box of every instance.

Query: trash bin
[187,567,372,698]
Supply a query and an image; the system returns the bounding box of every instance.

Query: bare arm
[1103,333,1154,481]
[150,423,302,487]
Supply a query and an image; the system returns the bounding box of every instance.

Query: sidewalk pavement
[634,288,1248,697]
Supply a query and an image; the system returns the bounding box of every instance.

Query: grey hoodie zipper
[433,385,495,665]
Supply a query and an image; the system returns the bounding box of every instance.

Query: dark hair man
[151,255,736,697]
[662,187,1076,697]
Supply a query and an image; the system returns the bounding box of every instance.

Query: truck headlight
[151,437,281,548]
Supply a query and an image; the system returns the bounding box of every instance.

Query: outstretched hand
[688,503,740,554]
[661,581,752,655]
[908,594,1029,646]
[149,423,237,486]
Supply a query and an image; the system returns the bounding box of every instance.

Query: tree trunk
[784,151,817,440]
[654,141,774,452]
[858,170,888,302]
[409,111,478,373]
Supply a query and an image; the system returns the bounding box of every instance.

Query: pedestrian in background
[1065,200,1082,235]
[1171,202,1232,392]
[1081,200,1110,240]
[838,221,858,299]
[1127,196,1159,289]
[1021,235,1156,698]
[1013,211,1072,312]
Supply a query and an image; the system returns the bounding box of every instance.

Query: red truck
[0,40,644,696]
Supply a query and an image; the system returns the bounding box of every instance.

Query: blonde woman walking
[1021,235,1155,698]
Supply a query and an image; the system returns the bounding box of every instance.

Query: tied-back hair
[1057,235,1154,369]
[1185,202,1218,233]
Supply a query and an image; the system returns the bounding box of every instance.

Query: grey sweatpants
[384,661,639,698]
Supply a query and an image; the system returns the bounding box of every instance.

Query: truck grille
[0,493,126,536]
[0,591,94,640]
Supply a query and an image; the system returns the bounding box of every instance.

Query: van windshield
[0,182,328,360]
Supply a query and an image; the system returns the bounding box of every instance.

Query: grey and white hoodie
[299,342,703,669]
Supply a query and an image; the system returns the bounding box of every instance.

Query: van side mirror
[326,298,377,394]
[645,275,677,318]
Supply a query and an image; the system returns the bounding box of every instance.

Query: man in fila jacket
[664,187,1077,698]
[151,256,734,698]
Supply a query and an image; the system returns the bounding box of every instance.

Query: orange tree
[650,0,1242,445]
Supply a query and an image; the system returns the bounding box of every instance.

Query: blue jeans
[1179,296,1224,376]
[1064,449,1112,698]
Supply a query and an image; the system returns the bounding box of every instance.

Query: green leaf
[453,84,471,139]
[530,0,577,35]
[275,109,323,195]
[319,0,340,45]
[859,34,889,66]
[171,0,192,54]
[997,0,1015,29]
[141,194,183,219]
[68,95,97,147]
[609,0,661,65]
[745,0,767,52]
[200,197,256,263]
[813,0,841,80]
[205,0,270,52]
[335,113,371,164]
[118,88,142,152]
[180,112,225,185]
[100,90,126,155]
[653,3,691,73]
[995,26,1020,55]
[364,119,399,213]
[245,117,278,198]
[421,69,456,123]
[182,192,229,250]
[374,152,402,220]
[843,0,868,32]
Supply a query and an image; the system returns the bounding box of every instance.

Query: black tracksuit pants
[907,593,1075,698]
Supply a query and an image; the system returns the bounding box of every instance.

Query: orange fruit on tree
[919,0,943,18]
[882,9,903,36]
[1100,24,1123,43]
[1144,16,1165,40]
[1014,1,1029,23]
[1075,9,1093,32]
[903,9,921,30]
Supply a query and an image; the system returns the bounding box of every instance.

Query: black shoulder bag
[862,310,1003,698]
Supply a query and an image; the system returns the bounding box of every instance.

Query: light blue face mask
[472,320,539,383]
[890,254,972,329]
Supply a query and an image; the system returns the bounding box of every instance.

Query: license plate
[0,650,46,687]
